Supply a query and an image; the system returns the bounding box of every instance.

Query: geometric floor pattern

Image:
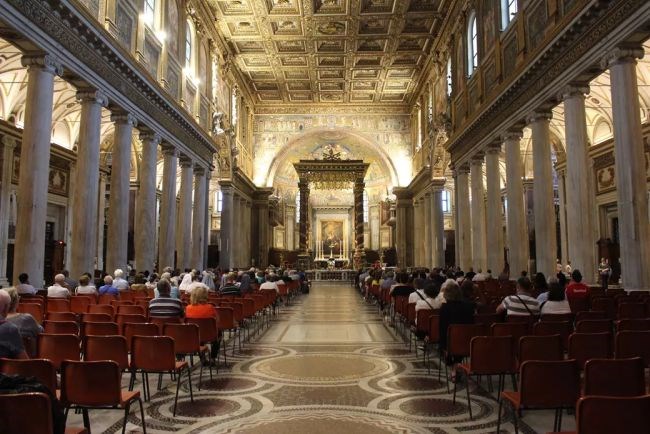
[69,282,574,433]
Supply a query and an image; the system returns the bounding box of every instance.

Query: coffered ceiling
[208,0,443,107]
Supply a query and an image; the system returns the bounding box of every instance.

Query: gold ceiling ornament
[294,158,369,189]
[321,145,342,160]
[209,0,443,106]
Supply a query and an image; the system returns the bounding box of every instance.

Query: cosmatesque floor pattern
[70,283,574,433]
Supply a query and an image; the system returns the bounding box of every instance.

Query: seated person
[15,273,37,295]
[0,290,28,359]
[565,269,590,304]
[220,272,241,296]
[149,279,184,318]
[438,281,476,380]
[540,279,571,314]
[75,274,97,296]
[496,277,540,317]
[259,275,279,293]
[4,286,43,355]
[98,275,119,297]
[414,284,440,320]
[47,274,70,298]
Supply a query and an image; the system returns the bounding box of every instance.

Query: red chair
[43,320,79,335]
[518,335,563,366]
[547,395,650,434]
[617,303,647,320]
[70,296,94,315]
[453,336,515,418]
[473,312,501,326]
[37,333,80,370]
[491,322,529,357]
[122,322,159,352]
[17,303,44,324]
[87,304,115,318]
[130,336,193,416]
[163,323,211,389]
[46,311,77,322]
[616,318,650,331]
[426,314,440,374]
[498,360,580,433]
[84,335,130,372]
[81,312,113,323]
[0,358,57,393]
[0,392,87,434]
[443,324,487,389]
[568,332,612,369]
[583,357,646,397]
[575,319,612,333]
[575,310,606,322]
[533,321,572,351]
[117,305,145,316]
[591,297,615,319]
[82,321,119,337]
[149,316,184,333]
[540,313,574,323]
[60,360,146,434]
[98,294,118,305]
[46,298,70,313]
[115,313,147,333]
[615,330,650,367]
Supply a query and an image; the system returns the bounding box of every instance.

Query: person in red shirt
[565,269,590,303]
[185,284,220,364]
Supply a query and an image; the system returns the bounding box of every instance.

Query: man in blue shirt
[98,275,120,296]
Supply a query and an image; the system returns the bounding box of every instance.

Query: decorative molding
[2,0,216,163]
[20,53,64,75]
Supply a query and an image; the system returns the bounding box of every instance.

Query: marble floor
[69,283,575,433]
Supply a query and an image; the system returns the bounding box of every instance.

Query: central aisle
[164,283,520,434]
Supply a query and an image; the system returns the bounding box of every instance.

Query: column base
[353,248,366,270]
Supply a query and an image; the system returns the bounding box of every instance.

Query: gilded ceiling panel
[206,0,443,107]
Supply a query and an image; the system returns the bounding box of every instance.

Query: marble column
[177,157,193,271]
[0,136,17,286]
[106,113,136,275]
[232,195,241,267]
[430,178,446,267]
[562,85,596,282]
[244,200,251,267]
[485,144,504,274]
[69,89,107,278]
[455,165,472,271]
[219,182,234,270]
[413,198,421,266]
[134,132,160,273]
[298,180,310,254]
[191,166,206,270]
[557,169,569,267]
[424,190,432,268]
[158,145,178,270]
[504,131,528,277]
[354,179,366,267]
[529,111,557,278]
[13,54,62,286]
[96,173,107,272]
[603,48,650,290]
[394,189,412,267]
[470,155,487,271]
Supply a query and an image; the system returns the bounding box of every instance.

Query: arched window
[501,0,518,29]
[441,190,451,213]
[185,20,193,71]
[467,12,478,76]
[144,0,156,28]
[446,58,452,96]
[214,190,223,213]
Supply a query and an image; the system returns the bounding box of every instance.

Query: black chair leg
[82,408,90,431]
[511,402,519,434]
[122,401,131,434]
[465,373,472,419]
[138,398,147,434]
[496,399,503,432]
[187,366,194,402]
[173,370,181,416]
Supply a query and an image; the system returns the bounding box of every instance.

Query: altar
[306,269,356,282]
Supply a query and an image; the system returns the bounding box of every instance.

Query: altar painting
[321,220,343,257]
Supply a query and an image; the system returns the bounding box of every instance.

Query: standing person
[496,277,540,317]
[0,289,28,359]
[149,279,184,318]
[598,258,611,290]
[15,273,37,295]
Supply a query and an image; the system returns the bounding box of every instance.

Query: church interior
[0,0,649,432]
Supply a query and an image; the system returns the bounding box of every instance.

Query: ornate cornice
[2,0,216,163]
[20,53,63,75]
[253,104,411,115]
[446,0,649,164]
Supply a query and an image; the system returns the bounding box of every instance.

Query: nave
[64,283,558,434]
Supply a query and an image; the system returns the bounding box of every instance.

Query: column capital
[161,143,178,156]
[179,154,193,167]
[601,46,644,69]
[470,153,485,164]
[502,130,523,142]
[430,177,447,190]
[76,88,108,107]
[485,142,502,155]
[193,165,206,176]
[139,131,161,146]
[527,110,553,124]
[110,112,137,127]
[21,53,63,75]
[559,84,590,101]
[1,135,18,149]
[455,163,470,175]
